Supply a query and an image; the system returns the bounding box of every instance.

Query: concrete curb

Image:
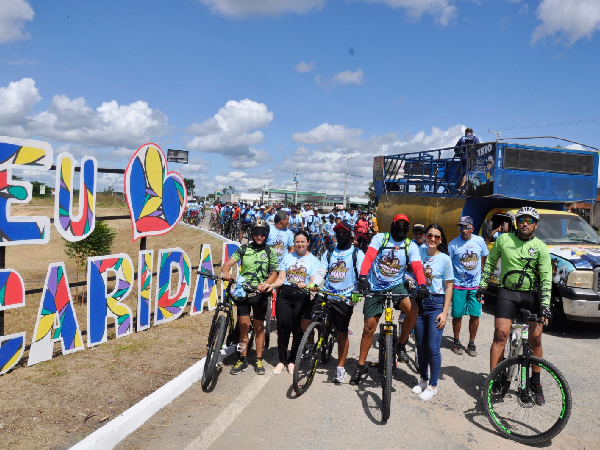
[70,345,236,450]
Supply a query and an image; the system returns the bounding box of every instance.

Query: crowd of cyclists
[203,200,552,405]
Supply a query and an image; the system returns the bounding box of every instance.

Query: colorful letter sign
[124,143,187,242]
[0,270,26,374]
[155,249,191,325]
[190,244,217,315]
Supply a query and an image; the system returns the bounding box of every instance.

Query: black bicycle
[293,288,346,396]
[201,275,257,389]
[483,308,572,444]
[361,290,406,421]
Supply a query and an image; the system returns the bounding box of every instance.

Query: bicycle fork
[378,307,398,374]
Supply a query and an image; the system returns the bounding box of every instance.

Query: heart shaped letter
[124,143,187,241]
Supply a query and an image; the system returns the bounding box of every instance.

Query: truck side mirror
[481,220,493,241]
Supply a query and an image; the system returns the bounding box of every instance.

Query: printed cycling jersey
[448,235,489,289]
[480,232,552,307]
[279,252,320,286]
[289,215,303,232]
[320,246,365,300]
[231,243,279,288]
[266,224,294,264]
[367,232,422,291]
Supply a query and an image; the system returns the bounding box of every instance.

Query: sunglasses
[426,233,442,241]
[459,225,472,230]
[518,218,536,225]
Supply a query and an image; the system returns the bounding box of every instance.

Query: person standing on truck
[478,206,552,405]
[455,128,480,194]
[448,216,489,357]
[350,214,430,385]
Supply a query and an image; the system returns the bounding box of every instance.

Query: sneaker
[530,380,545,406]
[230,359,248,375]
[334,366,346,384]
[397,345,409,363]
[254,358,266,375]
[349,366,368,386]
[419,385,438,401]
[412,379,428,394]
[466,342,478,357]
[273,363,287,375]
[452,342,464,355]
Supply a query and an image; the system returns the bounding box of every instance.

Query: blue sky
[1,0,599,198]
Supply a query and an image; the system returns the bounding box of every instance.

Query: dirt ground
[0,197,225,450]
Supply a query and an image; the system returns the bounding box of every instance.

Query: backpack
[378,232,411,270]
[222,207,232,219]
[327,246,359,284]
[454,134,476,157]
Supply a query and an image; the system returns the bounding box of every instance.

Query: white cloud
[230,148,271,169]
[0,78,169,148]
[0,0,34,44]
[292,123,364,145]
[200,0,324,17]
[295,61,316,73]
[186,99,274,169]
[533,0,600,45]
[355,0,456,26]
[333,68,364,85]
[214,169,276,190]
[283,124,465,195]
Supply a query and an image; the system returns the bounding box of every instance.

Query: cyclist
[239,203,254,242]
[271,230,320,375]
[304,220,365,383]
[289,209,304,233]
[354,211,370,253]
[348,208,358,227]
[350,214,429,385]
[266,210,294,265]
[222,220,279,375]
[264,206,275,225]
[478,206,551,405]
[306,211,321,253]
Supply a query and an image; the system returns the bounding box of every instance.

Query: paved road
[117,285,600,450]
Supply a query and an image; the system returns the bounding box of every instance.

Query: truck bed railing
[382,146,464,195]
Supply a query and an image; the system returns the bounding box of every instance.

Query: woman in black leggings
[271,231,320,374]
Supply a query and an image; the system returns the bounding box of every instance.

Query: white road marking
[185,372,272,450]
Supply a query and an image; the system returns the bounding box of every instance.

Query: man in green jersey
[223,220,279,375]
[478,206,552,405]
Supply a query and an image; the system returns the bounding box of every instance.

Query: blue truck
[373,139,600,325]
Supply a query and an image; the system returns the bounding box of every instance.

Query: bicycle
[201,275,257,389]
[361,290,406,421]
[293,288,346,396]
[483,308,572,444]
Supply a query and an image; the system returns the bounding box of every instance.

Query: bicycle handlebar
[519,308,544,324]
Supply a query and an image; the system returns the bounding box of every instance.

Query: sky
[1,0,600,198]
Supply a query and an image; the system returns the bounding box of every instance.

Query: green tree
[184,178,195,197]
[64,221,117,304]
[365,182,378,207]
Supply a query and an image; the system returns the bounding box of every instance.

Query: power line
[493,116,600,132]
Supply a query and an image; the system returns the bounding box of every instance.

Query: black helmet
[251,219,270,236]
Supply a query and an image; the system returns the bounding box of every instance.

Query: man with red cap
[350,213,429,385]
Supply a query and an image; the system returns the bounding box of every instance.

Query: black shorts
[495,288,539,321]
[237,292,270,321]
[303,296,354,333]
[241,222,252,232]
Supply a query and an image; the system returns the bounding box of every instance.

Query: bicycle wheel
[202,315,227,389]
[321,322,337,363]
[381,332,394,421]
[264,297,272,349]
[293,321,322,396]
[484,356,572,444]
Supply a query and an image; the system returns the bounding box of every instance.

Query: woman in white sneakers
[412,223,453,401]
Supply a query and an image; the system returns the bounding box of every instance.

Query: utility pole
[488,128,501,142]
[342,156,353,208]
[293,170,300,205]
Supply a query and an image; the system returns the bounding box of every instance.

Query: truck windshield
[535,214,600,245]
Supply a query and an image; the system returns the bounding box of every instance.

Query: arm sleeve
[480,238,501,288]
[537,245,553,308]
[231,248,242,262]
[410,261,426,285]
[360,246,378,276]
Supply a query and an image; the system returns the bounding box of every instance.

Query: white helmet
[515,206,539,221]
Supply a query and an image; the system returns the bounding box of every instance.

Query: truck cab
[373,139,600,324]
